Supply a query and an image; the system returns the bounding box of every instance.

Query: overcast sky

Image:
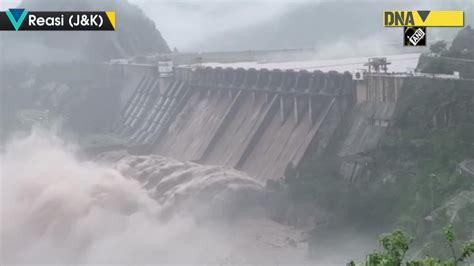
[131,0,471,51]
[1,0,294,51]
[0,0,21,9]
[128,0,296,51]
[2,0,472,52]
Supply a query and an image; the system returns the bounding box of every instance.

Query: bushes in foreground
[349,225,474,266]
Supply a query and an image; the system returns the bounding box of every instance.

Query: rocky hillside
[1,0,172,140]
[2,0,170,62]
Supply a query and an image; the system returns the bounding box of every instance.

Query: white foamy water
[202,53,420,73]
[0,130,307,264]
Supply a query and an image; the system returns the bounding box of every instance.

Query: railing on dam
[174,66,354,97]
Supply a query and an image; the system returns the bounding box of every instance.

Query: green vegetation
[418,26,474,78]
[430,41,448,55]
[349,225,474,265]
[283,33,474,257]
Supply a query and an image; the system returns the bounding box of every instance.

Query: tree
[349,225,474,265]
[449,26,474,56]
[348,230,412,265]
[443,225,474,265]
[430,41,447,55]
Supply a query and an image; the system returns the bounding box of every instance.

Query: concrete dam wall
[339,75,404,182]
[107,61,473,183]
[112,65,354,181]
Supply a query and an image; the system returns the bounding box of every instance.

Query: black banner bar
[0,11,115,31]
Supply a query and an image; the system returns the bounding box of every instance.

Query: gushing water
[0,130,306,264]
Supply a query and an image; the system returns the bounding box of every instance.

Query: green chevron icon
[6,8,28,31]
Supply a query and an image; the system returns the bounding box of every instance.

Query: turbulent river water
[0,130,308,264]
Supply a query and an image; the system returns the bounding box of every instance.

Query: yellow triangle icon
[106,11,116,30]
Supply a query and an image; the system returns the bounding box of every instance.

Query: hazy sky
[2,0,472,52]
[0,0,21,9]
[1,0,294,51]
[131,0,473,52]
[128,0,295,51]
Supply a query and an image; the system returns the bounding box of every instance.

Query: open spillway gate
[112,65,354,181]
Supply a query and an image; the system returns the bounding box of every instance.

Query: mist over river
[0,129,309,264]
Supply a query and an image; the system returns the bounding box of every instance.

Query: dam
[3,53,473,264]
[112,64,353,180]
[109,55,468,182]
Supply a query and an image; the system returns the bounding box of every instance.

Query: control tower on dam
[111,64,354,181]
